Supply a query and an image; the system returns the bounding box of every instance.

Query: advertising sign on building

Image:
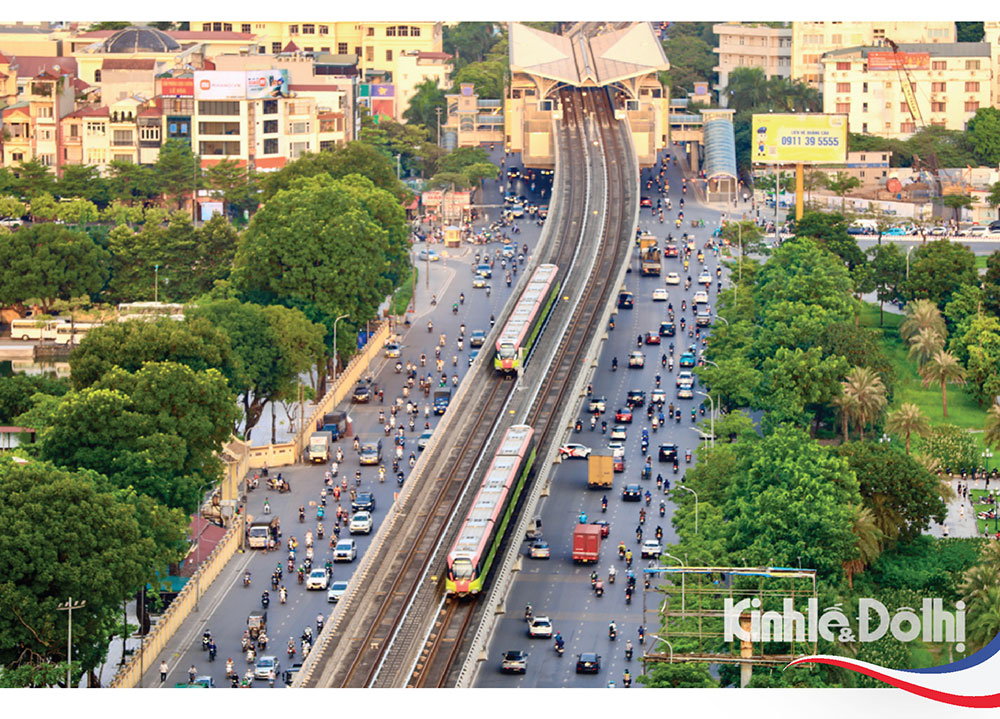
[194,71,247,100]
[867,51,930,71]
[421,191,443,207]
[160,78,194,96]
[751,113,848,165]
[246,69,289,99]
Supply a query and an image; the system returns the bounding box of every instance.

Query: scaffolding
[640,565,818,686]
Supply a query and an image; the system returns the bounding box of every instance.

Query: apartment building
[0,58,76,170]
[442,83,503,148]
[820,43,992,138]
[793,22,954,87]
[713,22,791,104]
[395,51,452,122]
[190,21,442,79]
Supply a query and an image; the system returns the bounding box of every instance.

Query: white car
[641,539,662,559]
[384,342,402,358]
[472,276,488,289]
[306,569,329,590]
[417,249,440,261]
[676,370,694,388]
[528,616,553,638]
[608,441,625,459]
[652,288,669,302]
[333,539,357,562]
[665,272,680,285]
[693,290,708,305]
[254,655,279,680]
[698,272,712,286]
[558,443,591,459]
[349,512,373,534]
[611,425,627,441]
[327,580,349,603]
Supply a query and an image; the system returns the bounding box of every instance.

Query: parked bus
[53,322,101,346]
[9,319,67,341]
[116,302,185,322]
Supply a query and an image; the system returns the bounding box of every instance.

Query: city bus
[9,319,67,341]
[116,302,185,322]
[53,322,101,346]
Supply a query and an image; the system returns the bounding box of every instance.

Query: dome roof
[102,26,180,54]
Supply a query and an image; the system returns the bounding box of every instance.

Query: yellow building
[0,22,72,57]
[0,57,76,170]
[190,21,442,79]
[442,83,503,148]
[793,22,954,87]
[713,22,791,104]
[820,43,992,139]
[395,50,452,122]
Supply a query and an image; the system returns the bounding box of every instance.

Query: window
[164,98,194,114]
[366,46,374,62]
[386,26,396,37]
[965,101,980,112]
[862,102,868,113]
[862,122,868,133]
[411,26,420,37]
[831,34,842,44]
[302,24,315,35]
[289,121,311,134]
[112,154,131,164]
[272,42,282,54]
[212,22,221,32]
[85,121,105,135]
[966,60,981,70]
[263,119,278,134]
[11,152,23,162]
[836,82,850,93]
[320,140,336,152]
[199,140,241,155]
[931,102,946,112]
[386,49,392,62]
[242,23,251,34]
[320,25,329,35]
[201,24,210,32]
[900,103,909,113]
[69,124,79,137]
[139,125,160,142]
[965,81,980,92]
[263,99,278,115]
[198,121,240,135]
[94,69,101,83]
[836,102,850,114]
[304,47,313,52]
[37,106,53,118]
[223,23,232,32]
[862,82,868,93]
[338,42,348,54]
[84,149,103,164]
[38,129,52,140]
[289,24,299,34]
[198,100,240,115]
[290,141,310,158]
[931,82,946,93]
[354,46,361,56]
[399,26,408,37]
[263,137,279,154]
[932,60,947,70]
[113,129,133,146]
[836,61,850,70]
[366,27,374,36]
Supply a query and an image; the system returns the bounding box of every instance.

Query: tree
[693,355,761,411]
[0,196,26,221]
[192,214,239,292]
[106,160,160,204]
[954,316,1000,408]
[983,250,1000,316]
[907,327,944,366]
[943,283,984,343]
[941,193,974,223]
[757,346,848,431]
[905,240,977,308]
[0,374,70,424]
[42,362,239,513]
[792,211,864,269]
[966,106,1000,166]
[819,322,896,397]
[840,366,887,440]
[0,458,185,685]
[724,424,860,581]
[0,224,110,312]
[885,403,931,455]
[451,60,505,99]
[56,198,99,226]
[826,172,861,212]
[919,424,980,472]
[837,441,945,544]
[28,192,59,221]
[56,165,111,207]
[69,317,237,390]
[804,170,828,205]
[720,219,764,255]
[403,79,447,132]
[661,34,715,96]
[919,349,966,419]
[155,139,201,209]
[11,159,56,198]
[986,182,1000,220]
[442,22,496,69]
[205,159,257,219]
[831,392,859,443]
[900,298,947,344]
[986,404,1000,452]
[956,21,985,42]
[869,243,907,325]
[724,67,769,113]
[843,504,884,588]
[639,661,717,688]
[962,543,1000,651]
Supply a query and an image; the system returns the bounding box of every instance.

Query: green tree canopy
[155,139,201,209]
[402,79,448,132]
[967,107,1000,166]
[904,239,977,307]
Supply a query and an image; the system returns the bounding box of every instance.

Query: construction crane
[885,38,940,194]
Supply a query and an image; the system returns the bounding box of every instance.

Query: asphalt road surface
[475,146,726,689]
[145,150,550,688]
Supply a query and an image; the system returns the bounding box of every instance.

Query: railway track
[407,87,635,688]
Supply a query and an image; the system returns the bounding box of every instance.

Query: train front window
[499,343,516,360]
[453,558,473,579]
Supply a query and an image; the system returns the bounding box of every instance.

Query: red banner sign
[160,77,194,96]
[867,51,930,71]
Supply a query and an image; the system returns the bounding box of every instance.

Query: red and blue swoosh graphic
[788,633,1000,707]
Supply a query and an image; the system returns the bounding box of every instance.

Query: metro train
[445,425,536,596]
[493,264,560,373]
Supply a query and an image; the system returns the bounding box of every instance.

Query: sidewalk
[927,477,992,539]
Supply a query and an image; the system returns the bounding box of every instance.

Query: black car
[622,484,641,501]
[990,220,1000,233]
[659,321,676,337]
[626,390,646,408]
[658,443,678,463]
[576,652,601,674]
[351,491,376,513]
[617,291,634,309]
[352,381,372,403]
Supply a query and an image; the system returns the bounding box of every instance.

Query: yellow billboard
[752,113,848,164]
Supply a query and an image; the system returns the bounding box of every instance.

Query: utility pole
[153,264,159,303]
[435,105,442,147]
[57,597,86,688]
[332,314,349,382]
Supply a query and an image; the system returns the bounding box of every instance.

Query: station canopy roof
[509,22,669,87]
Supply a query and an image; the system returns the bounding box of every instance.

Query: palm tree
[843,505,884,589]
[919,349,966,419]
[906,327,944,366]
[985,404,1000,451]
[962,545,1000,651]
[832,391,859,443]
[885,403,931,455]
[725,67,769,113]
[900,299,947,344]
[843,367,888,441]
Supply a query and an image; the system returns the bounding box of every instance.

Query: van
[248,516,279,549]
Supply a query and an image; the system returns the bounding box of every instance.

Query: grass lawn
[859,302,987,432]
[390,267,417,316]
[976,255,988,271]
[970,490,1000,536]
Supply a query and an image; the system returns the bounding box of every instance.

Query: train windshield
[452,558,474,579]
[498,343,516,360]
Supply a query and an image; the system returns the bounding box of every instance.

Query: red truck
[572,524,603,563]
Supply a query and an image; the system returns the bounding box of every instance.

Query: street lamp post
[153,264,159,303]
[675,484,699,534]
[648,634,674,663]
[662,552,685,612]
[331,314,350,383]
[982,449,993,473]
[696,390,715,449]
[906,245,915,280]
[57,597,86,688]
[395,153,401,180]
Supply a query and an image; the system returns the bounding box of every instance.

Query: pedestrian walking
[268,668,276,687]
[159,661,168,683]
[188,664,197,684]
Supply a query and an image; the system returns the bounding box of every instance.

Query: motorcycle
[595,580,604,597]
[574,419,582,433]
[555,640,565,656]
[242,572,251,588]
[261,592,270,609]
[209,644,217,662]
[685,448,692,463]
[609,625,617,641]
[202,631,212,651]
